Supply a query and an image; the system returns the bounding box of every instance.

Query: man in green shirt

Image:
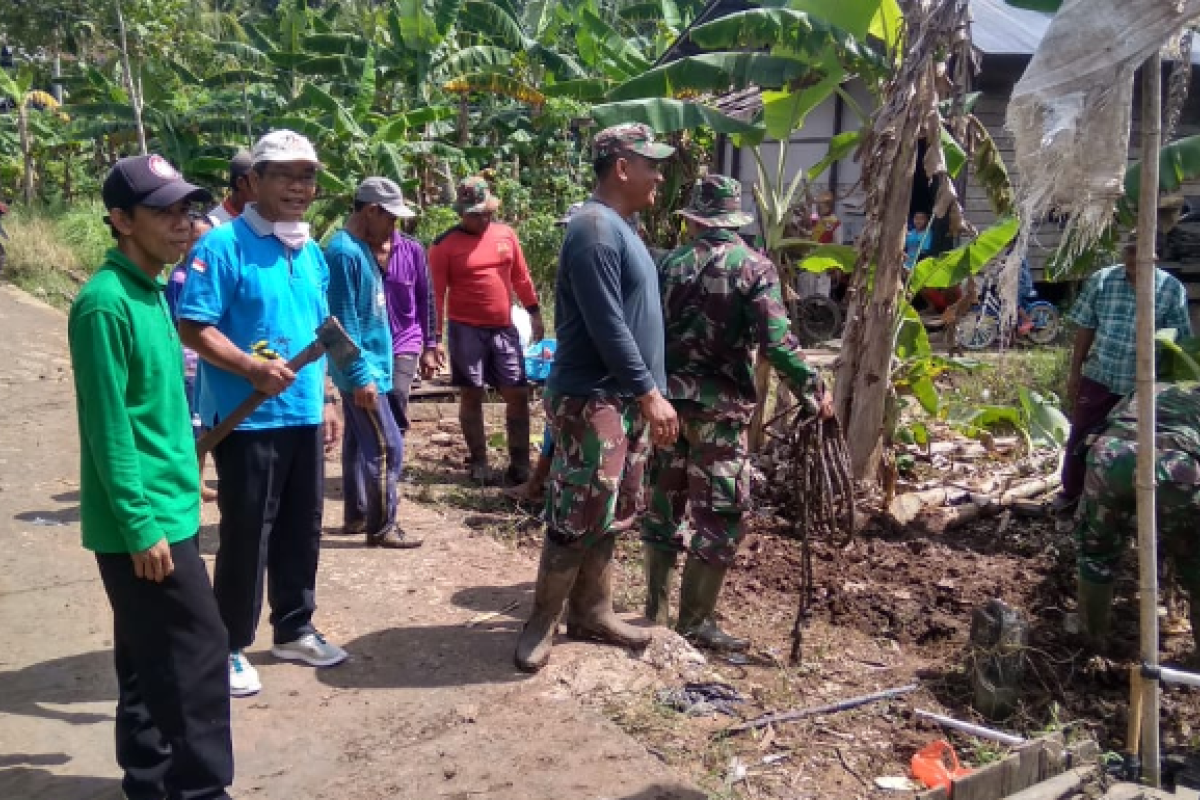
[69,155,234,800]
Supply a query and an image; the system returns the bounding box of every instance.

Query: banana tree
[0,67,38,203]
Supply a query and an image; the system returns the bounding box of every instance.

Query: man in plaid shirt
[1056,240,1192,511]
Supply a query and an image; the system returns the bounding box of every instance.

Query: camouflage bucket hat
[677,175,755,229]
[453,176,500,214]
[592,122,676,162]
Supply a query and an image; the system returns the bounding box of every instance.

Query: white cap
[251,129,321,167]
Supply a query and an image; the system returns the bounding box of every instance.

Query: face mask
[273,221,310,250]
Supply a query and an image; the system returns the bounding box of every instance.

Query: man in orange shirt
[430,177,544,484]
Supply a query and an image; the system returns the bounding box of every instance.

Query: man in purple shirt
[343,226,441,535]
[385,229,441,428]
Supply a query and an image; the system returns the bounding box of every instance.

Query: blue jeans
[341,391,404,536]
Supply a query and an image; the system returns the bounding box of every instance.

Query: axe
[196,317,360,455]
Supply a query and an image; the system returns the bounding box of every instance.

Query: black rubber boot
[1077,576,1114,649]
[676,555,749,653]
[504,416,531,486]
[514,537,584,673]
[459,406,489,484]
[643,544,677,626]
[565,537,652,649]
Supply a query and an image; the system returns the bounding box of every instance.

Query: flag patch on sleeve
[191,257,208,274]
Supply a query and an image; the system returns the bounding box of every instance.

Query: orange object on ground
[911,739,972,790]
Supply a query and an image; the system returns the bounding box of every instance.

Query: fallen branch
[723,684,919,735]
[889,475,1061,532]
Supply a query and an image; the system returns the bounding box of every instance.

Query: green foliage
[517,212,565,296]
[1,201,110,308]
[909,217,1020,294]
[949,388,1068,450]
[413,206,460,248]
[1155,330,1200,381]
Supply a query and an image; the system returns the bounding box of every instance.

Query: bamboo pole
[1134,52,1162,788]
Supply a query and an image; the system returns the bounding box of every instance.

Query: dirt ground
[0,285,704,800]
[4,280,1199,800]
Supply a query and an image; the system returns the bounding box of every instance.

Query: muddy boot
[565,537,653,649]
[514,537,584,673]
[676,555,749,653]
[460,407,489,484]
[643,544,677,626]
[504,416,531,486]
[1077,577,1114,648]
[504,454,551,503]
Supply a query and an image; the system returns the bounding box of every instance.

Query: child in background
[904,211,932,269]
[165,213,217,502]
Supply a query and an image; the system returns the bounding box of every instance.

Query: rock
[431,432,456,445]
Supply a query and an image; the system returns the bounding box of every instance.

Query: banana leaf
[607,52,822,102]
[1155,330,1200,382]
[1123,134,1200,206]
[591,98,765,142]
[689,8,888,75]
[908,216,1019,294]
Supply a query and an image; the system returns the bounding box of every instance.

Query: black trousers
[212,425,324,650]
[96,537,233,800]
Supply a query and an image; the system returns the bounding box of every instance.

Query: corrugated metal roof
[971,0,1199,63]
[970,0,1054,56]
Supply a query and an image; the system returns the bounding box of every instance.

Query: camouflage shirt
[658,228,820,421]
[1102,381,1200,454]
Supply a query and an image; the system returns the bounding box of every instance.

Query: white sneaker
[271,632,348,668]
[228,651,262,697]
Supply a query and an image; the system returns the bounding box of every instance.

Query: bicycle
[955,276,1061,350]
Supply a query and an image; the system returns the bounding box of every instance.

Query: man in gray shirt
[515,123,680,672]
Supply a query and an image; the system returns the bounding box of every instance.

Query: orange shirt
[428,222,538,331]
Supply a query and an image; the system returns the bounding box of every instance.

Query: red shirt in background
[428,221,538,332]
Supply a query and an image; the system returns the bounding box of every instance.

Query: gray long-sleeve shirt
[548,199,666,398]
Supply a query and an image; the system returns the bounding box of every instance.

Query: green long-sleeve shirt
[69,248,200,554]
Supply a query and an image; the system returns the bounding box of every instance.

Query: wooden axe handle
[195,341,326,456]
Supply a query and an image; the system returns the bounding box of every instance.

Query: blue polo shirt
[177,205,330,430]
[325,229,394,394]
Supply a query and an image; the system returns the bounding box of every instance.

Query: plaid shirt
[1067,265,1192,395]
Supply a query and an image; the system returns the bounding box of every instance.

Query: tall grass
[2,201,110,308]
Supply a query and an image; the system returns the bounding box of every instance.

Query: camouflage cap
[453,176,500,214]
[592,122,675,162]
[676,174,755,229]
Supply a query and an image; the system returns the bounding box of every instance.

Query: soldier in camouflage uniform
[641,175,832,652]
[514,123,680,673]
[1075,381,1200,652]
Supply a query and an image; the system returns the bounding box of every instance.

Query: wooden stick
[1127,667,1143,759]
[723,684,919,734]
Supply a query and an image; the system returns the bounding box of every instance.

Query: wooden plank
[916,787,949,800]
[1009,743,1045,795]
[1038,733,1066,780]
[952,761,1008,800]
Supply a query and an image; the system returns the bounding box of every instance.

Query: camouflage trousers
[543,391,647,547]
[640,402,749,567]
[1076,435,1200,588]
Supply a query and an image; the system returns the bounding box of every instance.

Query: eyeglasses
[262,169,318,188]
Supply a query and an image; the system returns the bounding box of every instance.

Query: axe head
[315,317,361,371]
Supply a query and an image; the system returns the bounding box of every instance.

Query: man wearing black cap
[69,154,234,800]
[207,148,256,226]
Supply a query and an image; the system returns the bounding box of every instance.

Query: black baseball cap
[102,155,212,211]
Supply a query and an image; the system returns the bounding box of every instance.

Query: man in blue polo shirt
[178,130,348,698]
[326,177,424,550]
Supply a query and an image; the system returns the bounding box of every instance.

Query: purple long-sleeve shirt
[384,232,438,356]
